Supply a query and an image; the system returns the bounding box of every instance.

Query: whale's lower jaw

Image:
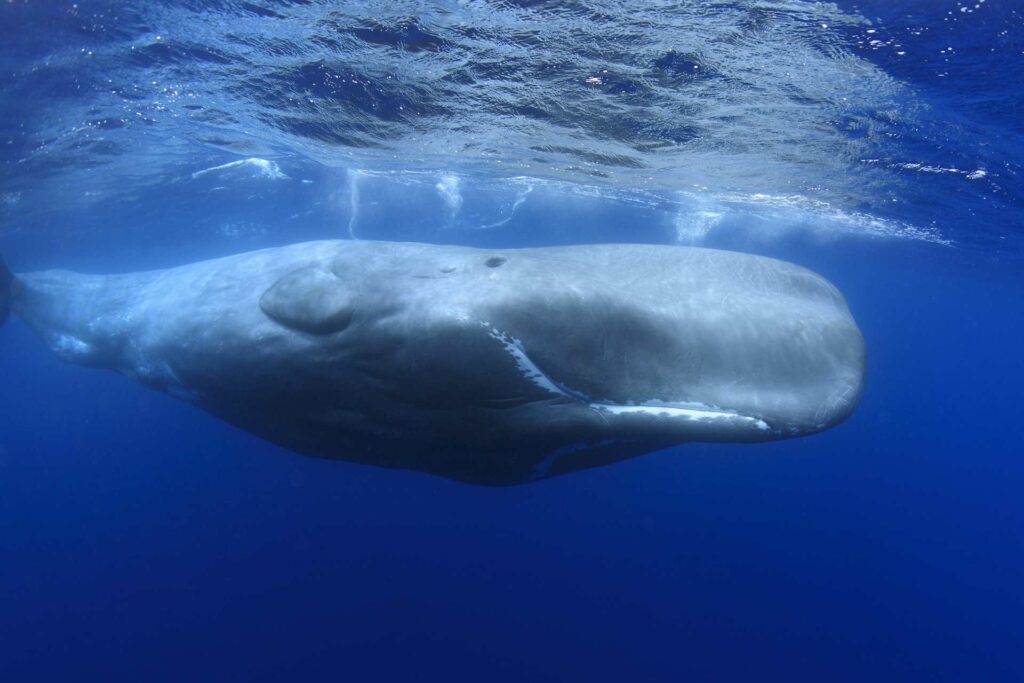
[486,323,773,437]
[589,402,769,431]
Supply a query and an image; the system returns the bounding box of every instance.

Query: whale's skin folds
[10,241,866,485]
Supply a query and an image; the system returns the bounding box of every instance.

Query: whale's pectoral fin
[0,256,14,327]
[259,264,353,334]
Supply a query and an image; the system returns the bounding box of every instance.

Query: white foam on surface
[672,189,952,246]
[191,158,289,180]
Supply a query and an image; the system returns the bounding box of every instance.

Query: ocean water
[1,0,1022,680]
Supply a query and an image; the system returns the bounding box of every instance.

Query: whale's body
[1,241,865,484]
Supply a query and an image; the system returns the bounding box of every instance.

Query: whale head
[250,242,865,482]
[476,257,866,442]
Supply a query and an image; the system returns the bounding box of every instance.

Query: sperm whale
[0,241,865,484]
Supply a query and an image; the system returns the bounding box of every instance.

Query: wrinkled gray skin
[5,241,865,485]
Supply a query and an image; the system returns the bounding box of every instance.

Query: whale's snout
[490,279,866,441]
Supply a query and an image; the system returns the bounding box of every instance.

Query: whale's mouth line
[484,325,771,432]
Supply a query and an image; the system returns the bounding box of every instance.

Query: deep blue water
[1,1,1022,680]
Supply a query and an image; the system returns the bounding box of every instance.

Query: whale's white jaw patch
[590,402,769,431]
[484,324,771,432]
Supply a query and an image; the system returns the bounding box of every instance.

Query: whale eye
[485,257,507,268]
